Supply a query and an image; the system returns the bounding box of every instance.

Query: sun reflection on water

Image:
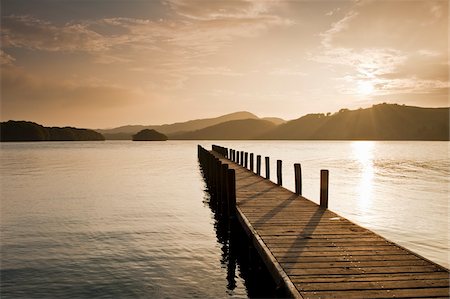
[352,141,375,212]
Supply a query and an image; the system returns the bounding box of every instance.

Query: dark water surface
[1,141,448,298]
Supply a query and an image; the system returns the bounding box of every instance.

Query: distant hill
[132,129,167,141]
[97,111,259,139]
[170,119,277,140]
[262,117,286,125]
[1,120,105,141]
[259,104,449,140]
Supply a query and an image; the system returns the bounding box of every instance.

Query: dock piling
[277,160,282,186]
[294,163,302,195]
[320,169,329,209]
[221,164,229,216]
[256,155,261,175]
[249,153,254,171]
[227,169,236,217]
[265,157,270,179]
[244,152,248,168]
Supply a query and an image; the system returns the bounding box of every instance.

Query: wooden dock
[198,145,450,299]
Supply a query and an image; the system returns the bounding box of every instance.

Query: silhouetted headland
[0,120,105,142]
[132,129,167,141]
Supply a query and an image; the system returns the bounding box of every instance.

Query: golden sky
[1,0,448,128]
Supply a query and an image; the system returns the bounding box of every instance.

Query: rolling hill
[94,103,448,141]
[170,119,277,140]
[97,111,260,139]
[259,104,449,140]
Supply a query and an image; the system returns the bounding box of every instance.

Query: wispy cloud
[311,0,448,100]
[0,49,15,65]
[320,10,358,47]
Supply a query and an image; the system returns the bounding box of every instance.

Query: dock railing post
[215,158,221,194]
[244,152,248,168]
[237,151,240,165]
[320,170,329,209]
[250,153,254,171]
[294,163,302,195]
[277,160,282,186]
[240,151,244,166]
[227,169,236,217]
[221,164,229,217]
[217,159,223,202]
[256,155,261,175]
[265,157,270,179]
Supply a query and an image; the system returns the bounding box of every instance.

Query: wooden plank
[285,265,441,275]
[277,254,424,263]
[300,287,450,299]
[289,272,450,283]
[280,259,431,268]
[296,279,450,291]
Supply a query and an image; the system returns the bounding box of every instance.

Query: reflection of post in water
[198,145,279,297]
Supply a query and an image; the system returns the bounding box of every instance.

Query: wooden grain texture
[211,151,450,299]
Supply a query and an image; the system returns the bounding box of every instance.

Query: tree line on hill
[0,121,104,141]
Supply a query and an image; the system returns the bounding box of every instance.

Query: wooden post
[215,158,221,195]
[222,164,229,216]
[256,155,261,175]
[227,169,236,217]
[265,157,270,179]
[249,153,254,171]
[240,151,244,166]
[244,152,248,168]
[208,154,213,188]
[217,159,223,201]
[320,170,329,209]
[277,160,282,186]
[237,151,240,164]
[294,163,302,195]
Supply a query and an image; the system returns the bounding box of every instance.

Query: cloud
[0,50,15,65]
[1,15,108,52]
[269,67,307,76]
[311,0,448,100]
[321,0,448,51]
[320,10,358,47]
[1,66,141,123]
[1,8,293,91]
[311,47,408,78]
[2,3,292,57]
[164,0,281,21]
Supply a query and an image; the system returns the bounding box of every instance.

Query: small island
[132,129,168,141]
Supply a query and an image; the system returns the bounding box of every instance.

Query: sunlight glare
[357,81,375,95]
[352,141,375,211]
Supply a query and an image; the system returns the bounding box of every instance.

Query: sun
[357,81,374,95]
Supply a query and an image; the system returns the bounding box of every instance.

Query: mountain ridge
[86,103,448,141]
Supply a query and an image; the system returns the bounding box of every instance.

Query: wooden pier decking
[198,145,450,299]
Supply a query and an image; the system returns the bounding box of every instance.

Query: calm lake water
[1,141,449,298]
